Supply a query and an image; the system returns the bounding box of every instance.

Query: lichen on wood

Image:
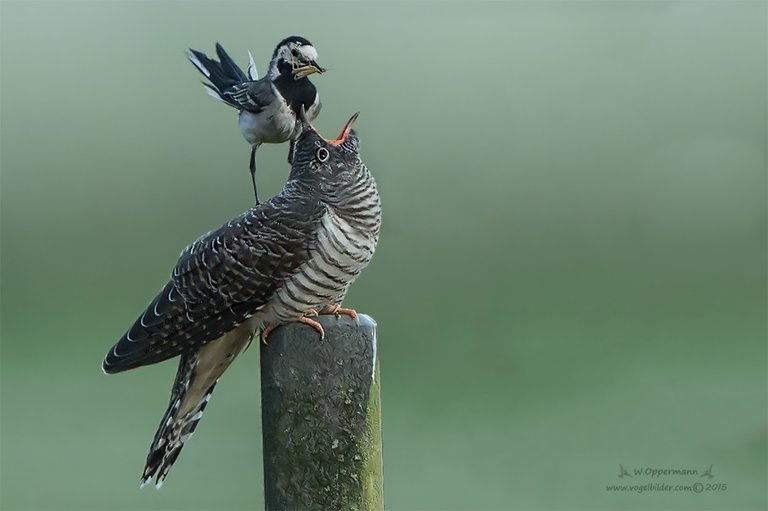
[260,314,383,511]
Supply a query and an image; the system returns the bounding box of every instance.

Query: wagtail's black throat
[187,36,325,203]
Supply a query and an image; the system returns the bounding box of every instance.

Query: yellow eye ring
[316,147,329,162]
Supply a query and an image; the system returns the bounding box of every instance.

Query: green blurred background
[1,1,765,510]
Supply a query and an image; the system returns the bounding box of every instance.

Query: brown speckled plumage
[102,114,380,488]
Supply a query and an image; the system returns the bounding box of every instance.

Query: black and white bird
[102,112,381,488]
[187,36,325,203]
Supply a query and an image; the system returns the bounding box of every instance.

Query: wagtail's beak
[293,60,325,78]
[310,60,325,73]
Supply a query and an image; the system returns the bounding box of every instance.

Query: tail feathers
[202,83,228,105]
[187,43,248,106]
[138,326,252,488]
[140,354,218,489]
[214,42,248,83]
[247,51,258,80]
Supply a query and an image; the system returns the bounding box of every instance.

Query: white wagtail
[187,36,325,203]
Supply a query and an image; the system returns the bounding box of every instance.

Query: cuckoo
[102,112,380,488]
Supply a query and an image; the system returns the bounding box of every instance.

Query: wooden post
[260,314,383,511]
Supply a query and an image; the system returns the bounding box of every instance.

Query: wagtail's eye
[291,49,300,57]
[316,147,329,162]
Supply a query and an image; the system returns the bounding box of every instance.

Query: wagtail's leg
[249,145,259,204]
[287,138,296,165]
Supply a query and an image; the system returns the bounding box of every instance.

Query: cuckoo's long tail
[140,352,217,489]
[140,325,252,488]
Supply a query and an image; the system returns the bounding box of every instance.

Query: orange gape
[326,112,360,145]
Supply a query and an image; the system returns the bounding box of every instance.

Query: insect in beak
[293,60,325,78]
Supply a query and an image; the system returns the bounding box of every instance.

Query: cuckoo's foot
[298,315,325,339]
[261,314,325,343]
[260,324,275,344]
[320,304,359,322]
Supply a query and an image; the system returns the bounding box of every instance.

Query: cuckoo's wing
[221,78,276,114]
[103,194,326,374]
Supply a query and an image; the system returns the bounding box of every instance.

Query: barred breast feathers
[324,162,381,232]
[264,161,380,323]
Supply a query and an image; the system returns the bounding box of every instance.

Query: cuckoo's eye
[316,147,330,162]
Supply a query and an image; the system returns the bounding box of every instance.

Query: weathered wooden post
[260,314,383,511]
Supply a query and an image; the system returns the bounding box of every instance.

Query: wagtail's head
[271,36,325,80]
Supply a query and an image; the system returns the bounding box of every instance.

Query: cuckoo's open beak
[299,109,358,145]
[293,60,325,78]
[327,112,359,146]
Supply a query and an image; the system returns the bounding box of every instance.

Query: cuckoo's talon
[260,324,276,344]
[321,305,359,322]
[336,307,359,322]
[298,316,325,339]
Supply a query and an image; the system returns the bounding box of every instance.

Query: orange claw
[260,324,276,344]
[261,312,328,344]
[298,315,325,339]
[321,304,359,321]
